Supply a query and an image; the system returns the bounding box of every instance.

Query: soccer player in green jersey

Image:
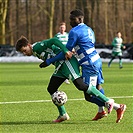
[54,22,68,45]
[54,22,70,84]
[108,31,126,69]
[15,36,119,123]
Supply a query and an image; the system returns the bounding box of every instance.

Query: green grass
[0,62,133,133]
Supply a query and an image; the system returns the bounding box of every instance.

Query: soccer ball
[52,91,67,106]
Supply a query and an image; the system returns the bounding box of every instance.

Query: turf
[0,62,133,133]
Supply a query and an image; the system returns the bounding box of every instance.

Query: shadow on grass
[0,119,109,125]
[0,121,54,125]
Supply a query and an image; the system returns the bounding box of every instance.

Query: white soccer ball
[52,91,67,106]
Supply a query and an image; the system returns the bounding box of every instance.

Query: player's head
[116,31,122,38]
[59,22,66,34]
[15,36,33,56]
[69,9,84,27]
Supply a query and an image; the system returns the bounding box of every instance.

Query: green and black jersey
[32,37,80,81]
[32,37,68,61]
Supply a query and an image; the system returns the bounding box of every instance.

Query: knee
[84,92,91,101]
[118,56,122,60]
[96,84,102,90]
[47,87,54,95]
[73,78,88,91]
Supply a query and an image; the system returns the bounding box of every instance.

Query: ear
[28,43,31,48]
[78,18,82,23]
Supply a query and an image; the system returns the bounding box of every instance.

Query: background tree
[0,0,132,45]
[0,0,8,44]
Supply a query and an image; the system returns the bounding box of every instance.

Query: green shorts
[112,51,122,56]
[52,56,81,81]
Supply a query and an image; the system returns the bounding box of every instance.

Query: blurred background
[0,0,133,60]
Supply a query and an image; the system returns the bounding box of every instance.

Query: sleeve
[66,30,78,51]
[46,52,65,65]
[112,38,116,47]
[54,33,58,38]
[32,43,46,60]
[47,37,69,54]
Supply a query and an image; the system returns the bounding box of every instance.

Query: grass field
[0,62,133,133]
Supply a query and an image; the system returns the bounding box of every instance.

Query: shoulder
[54,32,60,37]
[113,37,117,41]
[56,32,60,35]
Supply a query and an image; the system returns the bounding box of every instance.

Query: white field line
[0,95,133,105]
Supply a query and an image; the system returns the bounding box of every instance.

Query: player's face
[117,32,121,38]
[59,25,66,33]
[20,44,33,56]
[69,15,80,27]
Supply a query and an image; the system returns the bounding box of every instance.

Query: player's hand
[123,46,126,49]
[65,51,73,60]
[39,61,48,68]
[72,48,76,54]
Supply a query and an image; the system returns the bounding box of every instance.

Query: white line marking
[0,96,132,105]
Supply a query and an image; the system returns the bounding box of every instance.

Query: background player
[108,31,126,69]
[54,22,70,84]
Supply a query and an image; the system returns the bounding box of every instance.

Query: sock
[56,105,66,116]
[89,96,105,106]
[113,103,120,110]
[86,85,109,102]
[98,106,104,113]
[119,60,122,67]
[99,88,104,95]
[98,88,105,112]
[108,60,111,65]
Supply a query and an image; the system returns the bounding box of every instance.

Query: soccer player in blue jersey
[45,9,126,123]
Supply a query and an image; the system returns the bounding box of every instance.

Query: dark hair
[15,36,29,51]
[70,9,84,17]
[116,31,121,34]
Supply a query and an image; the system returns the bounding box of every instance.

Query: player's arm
[45,38,73,65]
[112,38,116,47]
[46,31,77,64]
[32,42,57,68]
[66,30,77,51]
[65,30,78,59]
[47,37,69,54]
[121,44,126,49]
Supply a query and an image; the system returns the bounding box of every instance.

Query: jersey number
[88,29,95,44]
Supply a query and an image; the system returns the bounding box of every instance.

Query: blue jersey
[66,23,100,66]
[66,23,104,85]
[46,23,104,85]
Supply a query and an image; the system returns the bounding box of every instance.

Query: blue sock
[99,88,104,95]
[89,96,105,106]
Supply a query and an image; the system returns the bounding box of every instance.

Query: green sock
[86,85,109,102]
[57,105,66,116]
[119,60,122,67]
[109,59,113,65]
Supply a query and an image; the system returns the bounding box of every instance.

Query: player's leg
[64,57,126,121]
[84,91,126,122]
[118,55,123,69]
[47,75,69,123]
[81,64,114,114]
[83,65,126,122]
[91,66,107,120]
[65,56,114,113]
[64,79,70,84]
[73,76,114,114]
[108,52,116,67]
